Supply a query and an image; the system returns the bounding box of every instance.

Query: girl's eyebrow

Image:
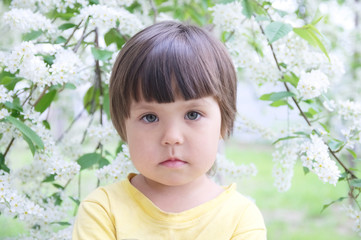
[131,98,213,111]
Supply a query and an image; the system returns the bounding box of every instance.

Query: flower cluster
[215,154,258,180]
[272,140,299,192]
[297,70,330,100]
[0,85,13,104]
[95,145,135,183]
[2,8,55,34]
[299,135,340,185]
[99,0,135,7]
[209,2,245,33]
[1,42,84,87]
[76,5,143,36]
[345,204,361,236]
[87,122,119,145]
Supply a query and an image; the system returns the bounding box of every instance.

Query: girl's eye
[141,114,158,123]
[185,111,201,120]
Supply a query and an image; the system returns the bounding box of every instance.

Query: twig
[149,0,158,23]
[73,17,91,53]
[32,86,50,107]
[64,19,84,47]
[3,137,15,158]
[55,103,90,144]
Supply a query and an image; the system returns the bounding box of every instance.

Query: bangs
[129,26,220,103]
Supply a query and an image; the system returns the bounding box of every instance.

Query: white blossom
[2,8,55,34]
[96,146,135,182]
[210,2,245,33]
[344,205,361,236]
[76,5,143,36]
[299,135,340,185]
[297,70,329,99]
[0,85,13,104]
[215,154,258,180]
[272,140,299,192]
[99,0,135,7]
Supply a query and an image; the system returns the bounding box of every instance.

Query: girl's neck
[130,174,224,213]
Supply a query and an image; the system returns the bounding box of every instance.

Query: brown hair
[109,21,237,141]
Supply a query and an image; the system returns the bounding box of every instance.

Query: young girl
[72,21,266,239]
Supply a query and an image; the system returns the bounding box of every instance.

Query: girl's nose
[161,123,184,146]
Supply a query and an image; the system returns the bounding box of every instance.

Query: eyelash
[140,111,202,123]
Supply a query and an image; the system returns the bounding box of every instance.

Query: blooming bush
[0,0,361,238]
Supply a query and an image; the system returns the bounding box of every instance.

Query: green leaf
[69,196,80,206]
[83,86,100,114]
[58,23,77,30]
[264,21,293,43]
[346,148,357,159]
[42,174,56,183]
[319,122,330,133]
[51,221,71,226]
[42,120,51,130]
[241,0,254,18]
[293,25,330,61]
[0,153,10,173]
[99,157,110,168]
[22,30,43,41]
[55,36,67,44]
[103,91,110,119]
[91,47,113,61]
[4,116,44,150]
[104,28,125,49]
[0,74,23,91]
[22,132,36,155]
[270,100,288,107]
[303,166,310,175]
[53,183,65,190]
[34,90,57,113]
[65,83,76,89]
[77,153,102,170]
[321,197,347,213]
[350,179,361,188]
[328,139,344,151]
[260,91,295,101]
[281,73,299,88]
[4,98,23,112]
[273,136,300,145]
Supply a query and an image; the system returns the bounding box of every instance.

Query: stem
[32,86,50,107]
[55,103,89,144]
[21,85,37,107]
[149,0,158,23]
[3,138,15,158]
[94,28,104,126]
[73,17,90,53]
[64,19,84,47]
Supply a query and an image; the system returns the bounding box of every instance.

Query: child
[72,21,266,239]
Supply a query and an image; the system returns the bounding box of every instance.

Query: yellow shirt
[72,174,266,240]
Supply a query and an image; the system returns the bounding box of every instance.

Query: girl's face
[125,95,222,187]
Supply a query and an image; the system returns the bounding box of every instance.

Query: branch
[149,0,158,23]
[64,19,84,48]
[257,22,357,179]
[3,137,15,158]
[73,17,91,53]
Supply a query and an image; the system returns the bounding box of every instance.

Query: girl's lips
[160,159,187,168]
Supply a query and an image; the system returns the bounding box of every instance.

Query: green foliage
[0,153,10,173]
[293,22,330,61]
[34,90,57,113]
[22,30,43,41]
[77,153,109,170]
[3,116,44,151]
[264,21,293,43]
[260,91,296,101]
